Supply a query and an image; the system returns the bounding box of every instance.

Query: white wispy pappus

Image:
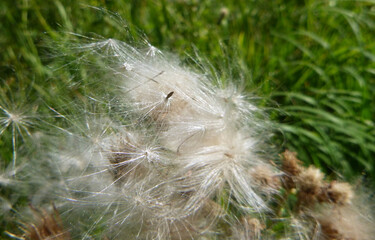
[48,35,275,239]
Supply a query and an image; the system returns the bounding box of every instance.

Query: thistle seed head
[281,150,303,190]
[297,166,324,205]
[318,181,354,205]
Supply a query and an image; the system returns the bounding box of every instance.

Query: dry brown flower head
[297,166,324,205]
[315,203,373,240]
[20,205,70,240]
[251,165,281,192]
[318,181,354,205]
[238,216,264,239]
[281,150,303,189]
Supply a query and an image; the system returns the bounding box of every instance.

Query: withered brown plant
[17,205,70,240]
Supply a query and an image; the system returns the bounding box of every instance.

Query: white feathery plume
[0,96,36,174]
[35,33,276,239]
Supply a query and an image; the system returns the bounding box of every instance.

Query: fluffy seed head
[281,150,302,190]
[318,181,354,205]
[250,165,281,195]
[297,166,324,205]
[315,203,374,240]
[19,29,279,239]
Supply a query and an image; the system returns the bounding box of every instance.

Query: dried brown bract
[232,216,265,240]
[281,150,302,189]
[318,181,354,205]
[319,219,347,240]
[315,202,374,240]
[20,205,70,240]
[297,166,324,205]
[251,165,281,194]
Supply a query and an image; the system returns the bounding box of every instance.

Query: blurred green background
[1,0,374,235]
